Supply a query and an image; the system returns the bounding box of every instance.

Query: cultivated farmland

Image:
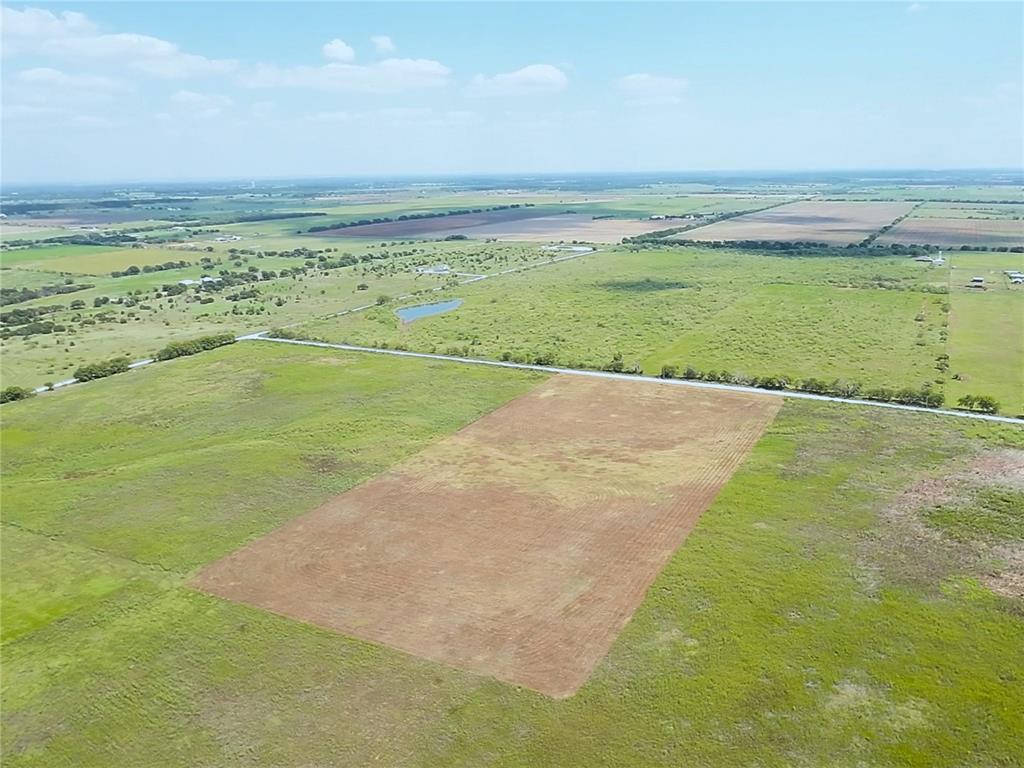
[308,206,553,238]
[423,213,677,242]
[671,201,916,244]
[874,217,1024,248]
[194,375,780,697]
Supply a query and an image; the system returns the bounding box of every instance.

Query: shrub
[0,386,36,404]
[959,394,999,414]
[73,356,130,382]
[155,333,236,361]
[659,364,678,379]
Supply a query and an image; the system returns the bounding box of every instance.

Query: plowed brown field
[192,376,781,697]
[671,200,915,244]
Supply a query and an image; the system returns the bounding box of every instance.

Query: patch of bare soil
[878,449,1024,599]
[192,376,781,697]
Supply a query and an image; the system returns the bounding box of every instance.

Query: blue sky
[2,2,1022,183]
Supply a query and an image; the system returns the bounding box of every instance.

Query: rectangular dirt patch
[192,376,781,697]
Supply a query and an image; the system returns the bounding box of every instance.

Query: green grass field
[299,246,950,391]
[0,245,203,275]
[2,343,1021,766]
[946,291,1024,415]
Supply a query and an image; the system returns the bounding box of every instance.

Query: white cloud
[170,90,233,119]
[322,39,355,62]
[907,3,926,12]
[250,101,275,119]
[614,73,688,105]
[2,103,65,120]
[17,67,125,91]
[244,58,451,93]
[71,115,113,128]
[0,7,95,54]
[313,107,481,128]
[466,64,568,97]
[371,35,395,54]
[2,6,237,78]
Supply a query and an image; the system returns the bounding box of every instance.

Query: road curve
[247,335,1024,426]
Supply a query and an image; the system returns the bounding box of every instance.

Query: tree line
[1,281,94,307]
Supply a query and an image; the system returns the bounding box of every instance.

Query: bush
[659,364,678,379]
[155,333,236,361]
[73,356,130,382]
[1,386,36,404]
[958,394,999,414]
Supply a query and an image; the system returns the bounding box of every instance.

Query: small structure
[970,276,985,284]
[416,263,451,275]
[178,279,199,286]
[200,276,222,284]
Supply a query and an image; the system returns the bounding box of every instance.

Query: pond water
[395,299,463,323]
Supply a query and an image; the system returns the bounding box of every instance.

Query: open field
[424,213,677,242]
[0,244,201,275]
[195,376,779,697]
[671,201,915,244]
[875,217,1024,248]
[911,202,1024,220]
[2,342,1022,766]
[946,291,1024,416]
[0,265,446,389]
[300,246,951,394]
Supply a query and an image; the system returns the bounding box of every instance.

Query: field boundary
[245,335,1024,425]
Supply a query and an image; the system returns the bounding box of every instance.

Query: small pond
[395,299,463,323]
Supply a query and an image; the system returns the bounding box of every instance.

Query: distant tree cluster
[110,261,191,278]
[155,333,236,361]
[1,282,93,307]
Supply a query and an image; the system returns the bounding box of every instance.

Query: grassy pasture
[946,291,1024,415]
[1,344,1021,766]
[0,242,566,389]
[911,202,1024,220]
[0,245,202,275]
[0,266,444,389]
[301,247,949,392]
